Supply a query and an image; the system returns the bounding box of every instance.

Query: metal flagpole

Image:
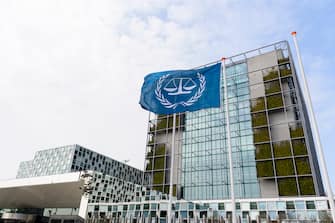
[222,57,236,223]
[167,113,177,223]
[291,31,335,220]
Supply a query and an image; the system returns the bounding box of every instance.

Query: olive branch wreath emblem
[154,73,206,109]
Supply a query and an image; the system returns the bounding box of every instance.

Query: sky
[0,0,335,191]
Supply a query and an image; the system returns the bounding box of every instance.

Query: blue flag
[140,63,221,114]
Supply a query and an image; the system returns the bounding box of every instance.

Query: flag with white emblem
[139,63,221,114]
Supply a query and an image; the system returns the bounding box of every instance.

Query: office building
[16,145,143,204]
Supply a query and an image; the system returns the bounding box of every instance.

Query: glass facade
[87,187,333,222]
[15,144,144,204]
[144,41,324,200]
[181,63,259,200]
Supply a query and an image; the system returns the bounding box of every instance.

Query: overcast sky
[1,0,335,191]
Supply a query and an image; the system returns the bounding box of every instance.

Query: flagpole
[291,31,335,221]
[222,57,236,223]
[167,113,177,223]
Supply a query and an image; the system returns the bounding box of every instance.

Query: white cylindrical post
[167,113,177,223]
[291,31,335,220]
[222,58,236,223]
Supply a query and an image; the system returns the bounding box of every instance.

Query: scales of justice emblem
[155,73,206,109]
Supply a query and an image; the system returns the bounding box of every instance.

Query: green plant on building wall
[153,171,164,185]
[255,143,272,160]
[292,139,308,155]
[280,68,292,77]
[263,70,279,81]
[253,127,270,143]
[275,159,295,176]
[266,94,284,109]
[299,177,315,195]
[256,161,274,177]
[295,157,311,175]
[265,80,281,94]
[290,124,304,138]
[278,178,298,196]
[155,144,166,156]
[252,112,267,127]
[153,157,165,170]
[273,141,291,158]
[251,97,265,112]
[278,57,290,64]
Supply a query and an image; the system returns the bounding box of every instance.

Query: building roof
[0,172,85,208]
